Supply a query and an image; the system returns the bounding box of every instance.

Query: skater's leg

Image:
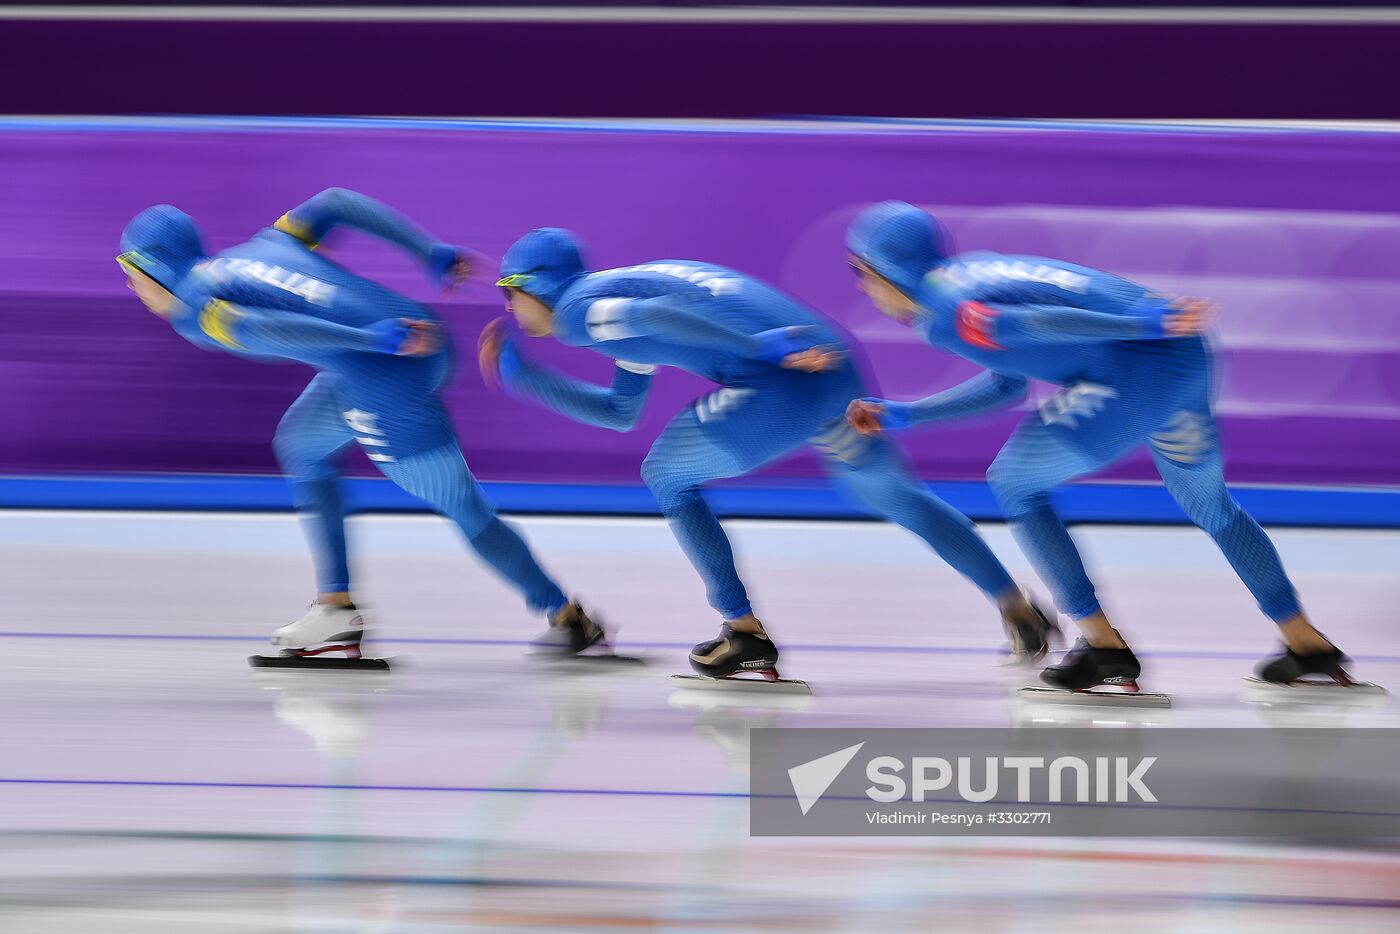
[986,414,1123,645]
[1147,408,1354,683]
[263,375,374,658]
[1144,336,1343,672]
[641,433,753,624]
[642,414,772,675]
[1148,412,1309,631]
[819,425,1056,656]
[821,425,1017,600]
[986,366,1178,663]
[642,383,821,626]
[273,374,357,601]
[644,380,831,678]
[377,443,569,617]
[333,350,601,651]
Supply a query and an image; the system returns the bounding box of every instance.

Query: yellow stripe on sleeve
[199,299,245,349]
[273,212,320,248]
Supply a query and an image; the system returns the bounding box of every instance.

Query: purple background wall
[2,118,1398,490]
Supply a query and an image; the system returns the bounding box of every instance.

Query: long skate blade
[1242,677,1387,697]
[1014,703,1171,728]
[1017,686,1171,709]
[249,654,391,672]
[668,674,812,696]
[529,651,647,669]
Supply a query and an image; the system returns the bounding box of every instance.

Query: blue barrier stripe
[3,115,1398,139]
[1,474,1398,527]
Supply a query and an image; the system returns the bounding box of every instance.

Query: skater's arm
[505,352,654,432]
[584,296,840,371]
[955,300,1203,350]
[935,256,1151,310]
[905,370,1029,422]
[848,371,1027,434]
[196,300,439,357]
[274,188,471,289]
[481,318,652,431]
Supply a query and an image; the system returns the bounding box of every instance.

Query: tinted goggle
[848,257,878,279]
[117,249,169,286]
[116,250,147,275]
[495,273,532,290]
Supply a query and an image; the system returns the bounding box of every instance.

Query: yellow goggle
[115,250,147,274]
[495,273,533,289]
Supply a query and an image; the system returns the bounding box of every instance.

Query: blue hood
[497,228,588,309]
[119,205,208,291]
[845,201,951,296]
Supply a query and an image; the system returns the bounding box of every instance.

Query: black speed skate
[534,601,606,655]
[1019,639,1171,708]
[1255,645,1352,685]
[1004,598,1060,664]
[531,602,643,667]
[689,625,780,679]
[1246,644,1385,696]
[669,624,811,695]
[1041,639,1141,692]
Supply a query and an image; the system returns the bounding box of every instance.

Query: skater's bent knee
[986,469,1048,519]
[985,459,1019,499]
[442,493,497,540]
[640,460,701,511]
[276,445,335,480]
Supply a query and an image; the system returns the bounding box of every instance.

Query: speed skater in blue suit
[845,200,1366,695]
[478,227,1059,685]
[118,190,611,664]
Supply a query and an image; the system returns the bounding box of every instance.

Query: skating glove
[859,398,915,431]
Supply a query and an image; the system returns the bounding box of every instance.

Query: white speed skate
[249,603,389,671]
